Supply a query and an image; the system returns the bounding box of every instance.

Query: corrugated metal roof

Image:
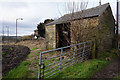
[46,3,110,26]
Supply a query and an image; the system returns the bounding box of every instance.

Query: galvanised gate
[38,40,92,79]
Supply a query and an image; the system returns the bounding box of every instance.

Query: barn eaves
[46,3,110,26]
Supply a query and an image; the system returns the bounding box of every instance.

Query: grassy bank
[114,74,120,80]
[114,70,120,80]
[5,61,32,78]
[3,47,40,78]
[51,49,118,78]
[4,48,118,79]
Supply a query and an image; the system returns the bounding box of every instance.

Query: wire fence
[38,40,92,79]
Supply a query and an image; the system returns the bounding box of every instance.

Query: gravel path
[91,56,120,79]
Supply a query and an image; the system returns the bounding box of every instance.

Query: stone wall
[97,6,116,52]
[45,5,116,53]
[45,25,56,49]
[70,5,116,54]
[70,17,99,45]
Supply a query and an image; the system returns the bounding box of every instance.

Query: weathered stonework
[97,6,116,52]
[45,25,56,49]
[70,17,99,45]
[45,4,116,54]
[70,6,116,53]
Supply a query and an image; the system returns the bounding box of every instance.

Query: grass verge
[4,48,119,79]
[114,74,120,80]
[50,49,118,78]
[4,61,31,78]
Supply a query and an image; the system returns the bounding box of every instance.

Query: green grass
[51,59,108,78]
[9,47,13,50]
[2,47,13,57]
[49,49,118,78]
[4,61,31,78]
[4,48,118,78]
[114,74,120,79]
[113,73,120,80]
[2,52,7,56]
[31,47,39,51]
[4,52,40,78]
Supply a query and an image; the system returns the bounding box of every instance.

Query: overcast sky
[0,0,119,36]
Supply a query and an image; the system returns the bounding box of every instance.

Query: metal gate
[38,40,92,79]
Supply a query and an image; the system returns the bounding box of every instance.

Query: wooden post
[91,38,97,59]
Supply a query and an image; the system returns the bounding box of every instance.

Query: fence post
[59,48,63,71]
[43,63,45,78]
[91,38,97,59]
[38,52,42,80]
[82,42,86,61]
[89,41,92,58]
[73,46,77,65]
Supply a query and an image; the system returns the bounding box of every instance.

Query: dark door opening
[56,23,71,48]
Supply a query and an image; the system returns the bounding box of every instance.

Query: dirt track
[91,56,120,79]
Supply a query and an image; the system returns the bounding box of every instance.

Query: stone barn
[45,3,116,53]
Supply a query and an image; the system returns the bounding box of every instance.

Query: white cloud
[0,0,119,36]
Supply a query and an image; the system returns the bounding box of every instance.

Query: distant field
[2,36,22,43]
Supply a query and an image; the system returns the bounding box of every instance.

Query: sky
[0,0,120,36]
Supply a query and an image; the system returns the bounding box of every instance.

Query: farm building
[45,3,116,53]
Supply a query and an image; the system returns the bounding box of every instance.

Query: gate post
[89,40,92,58]
[91,38,97,59]
[38,52,42,80]
[73,46,77,65]
[82,42,86,61]
[59,48,63,71]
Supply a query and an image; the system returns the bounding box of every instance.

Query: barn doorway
[56,23,71,48]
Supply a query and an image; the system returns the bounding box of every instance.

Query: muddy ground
[2,39,46,77]
[2,45,30,76]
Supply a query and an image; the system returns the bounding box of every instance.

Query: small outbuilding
[45,3,116,52]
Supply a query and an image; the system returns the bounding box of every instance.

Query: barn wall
[97,6,116,52]
[45,25,56,49]
[70,17,99,45]
[70,6,116,54]
[45,6,116,53]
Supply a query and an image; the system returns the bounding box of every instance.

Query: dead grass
[4,40,46,50]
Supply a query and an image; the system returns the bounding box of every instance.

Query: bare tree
[57,0,88,47]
